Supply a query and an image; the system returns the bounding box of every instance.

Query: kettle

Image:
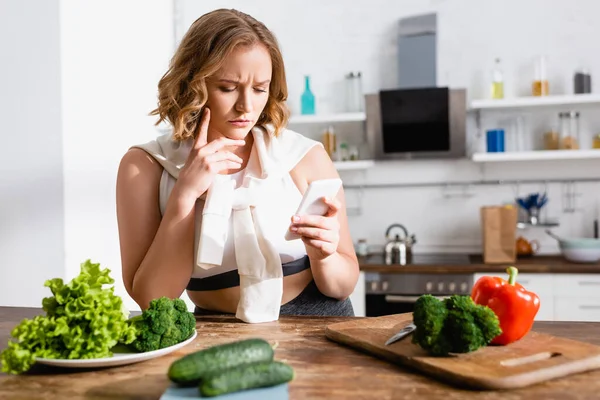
[384,223,416,265]
[516,236,540,257]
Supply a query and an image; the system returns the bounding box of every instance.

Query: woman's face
[205,44,272,140]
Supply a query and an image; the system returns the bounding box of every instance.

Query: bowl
[559,238,600,263]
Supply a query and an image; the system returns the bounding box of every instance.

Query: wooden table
[1,307,600,399]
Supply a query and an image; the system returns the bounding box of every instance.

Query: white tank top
[151,128,321,279]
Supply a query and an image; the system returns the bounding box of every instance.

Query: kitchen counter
[359,253,600,274]
[2,307,600,399]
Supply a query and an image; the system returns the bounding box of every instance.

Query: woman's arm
[290,145,360,300]
[116,148,196,310]
[117,109,245,310]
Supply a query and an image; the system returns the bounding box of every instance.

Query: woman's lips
[229,119,252,127]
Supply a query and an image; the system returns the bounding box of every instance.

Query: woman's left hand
[289,196,341,261]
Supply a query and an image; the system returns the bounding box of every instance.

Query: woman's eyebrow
[218,79,271,85]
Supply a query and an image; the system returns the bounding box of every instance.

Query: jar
[593,134,600,149]
[486,129,505,152]
[356,239,368,257]
[543,130,560,150]
[558,111,580,150]
[339,142,349,161]
[532,56,549,96]
[345,72,364,112]
[574,68,592,94]
[349,145,359,161]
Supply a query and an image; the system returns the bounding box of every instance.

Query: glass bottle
[532,56,549,96]
[322,126,337,159]
[301,75,315,115]
[490,58,504,99]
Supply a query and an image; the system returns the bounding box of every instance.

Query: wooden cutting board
[325,313,600,390]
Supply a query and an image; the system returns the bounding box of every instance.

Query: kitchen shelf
[472,150,600,162]
[470,93,600,111]
[288,112,366,124]
[517,221,559,229]
[333,160,375,170]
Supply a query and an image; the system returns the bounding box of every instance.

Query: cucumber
[168,338,274,385]
[200,361,295,397]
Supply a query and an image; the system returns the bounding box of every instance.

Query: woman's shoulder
[128,131,190,179]
[117,147,164,195]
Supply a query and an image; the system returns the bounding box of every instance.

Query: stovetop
[410,253,471,265]
[361,252,472,266]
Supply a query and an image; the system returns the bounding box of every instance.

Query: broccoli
[411,294,502,356]
[127,297,196,352]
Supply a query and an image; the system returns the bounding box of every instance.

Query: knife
[384,323,416,346]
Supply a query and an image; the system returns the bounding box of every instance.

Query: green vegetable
[0,260,137,374]
[168,338,274,386]
[128,296,196,352]
[200,361,294,397]
[412,294,502,356]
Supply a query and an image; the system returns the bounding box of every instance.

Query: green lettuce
[1,260,137,374]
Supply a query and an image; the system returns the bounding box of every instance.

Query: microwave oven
[365,87,467,160]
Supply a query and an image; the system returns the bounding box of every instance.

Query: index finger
[193,107,210,149]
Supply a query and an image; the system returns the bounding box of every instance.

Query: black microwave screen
[379,88,450,153]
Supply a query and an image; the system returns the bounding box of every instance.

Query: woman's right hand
[174,108,246,204]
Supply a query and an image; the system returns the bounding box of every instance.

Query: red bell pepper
[471,266,540,345]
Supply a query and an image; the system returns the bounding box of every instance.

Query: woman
[116,8,359,322]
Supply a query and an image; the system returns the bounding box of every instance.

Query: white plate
[35,330,197,368]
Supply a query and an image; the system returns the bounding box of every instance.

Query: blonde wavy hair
[150,9,289,141]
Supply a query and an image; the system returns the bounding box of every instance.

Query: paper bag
[480,205,518,264]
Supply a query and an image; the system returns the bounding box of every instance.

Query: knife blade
[384,323,416,346]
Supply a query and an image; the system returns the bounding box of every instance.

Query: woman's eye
[219,87,236,93]
[254,88,268,93]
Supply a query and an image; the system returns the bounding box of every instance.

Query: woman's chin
[223,126,253,140]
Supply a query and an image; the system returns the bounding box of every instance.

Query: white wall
[0,0,177,311]
[0,0,65,307]
[59,0,176,311]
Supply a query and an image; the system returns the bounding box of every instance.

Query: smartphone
[284,178,343,241]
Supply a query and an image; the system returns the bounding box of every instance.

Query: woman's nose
[236,91,253,114]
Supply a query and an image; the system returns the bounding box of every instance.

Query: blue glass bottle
[301,75,315,115]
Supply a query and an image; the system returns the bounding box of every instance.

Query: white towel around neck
[133,125,289,323]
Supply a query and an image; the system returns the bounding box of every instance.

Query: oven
[365,272,474,317]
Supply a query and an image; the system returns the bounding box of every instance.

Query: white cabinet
[553,274,600,322]
[553,274,600,297]
[349,271,366,317]
[554,297,600,322]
